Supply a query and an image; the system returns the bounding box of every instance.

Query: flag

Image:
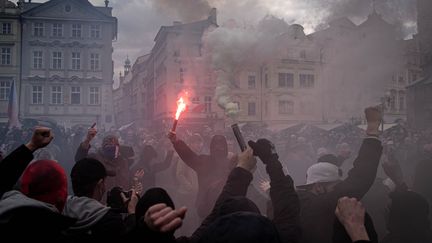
[8,80,20,128]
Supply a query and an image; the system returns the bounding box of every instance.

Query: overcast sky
[20,0,417,85]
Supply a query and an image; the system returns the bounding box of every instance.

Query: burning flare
[175,97,187,120]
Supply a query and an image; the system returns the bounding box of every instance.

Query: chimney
[208,8,217,25]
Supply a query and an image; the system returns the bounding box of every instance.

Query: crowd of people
[0,106,431,243]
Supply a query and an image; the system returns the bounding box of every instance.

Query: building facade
[0,0,20,123]
[19,0,117,129]
[233,25,323,126]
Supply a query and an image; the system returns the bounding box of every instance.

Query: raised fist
[365,106,382,135]
[86,127,98,142]
[26,126,54,152]
[248,138,278,163]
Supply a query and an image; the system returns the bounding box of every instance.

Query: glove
[248,139,279,163]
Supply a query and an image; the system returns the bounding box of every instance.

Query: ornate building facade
[19,0,117,129]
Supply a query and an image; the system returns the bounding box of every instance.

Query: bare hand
[259,179,271,192]
[167,132,177,143]
[86,127,98,142]
[26,126,54,152]
[121,189,139,215]
[365,106,382,135]
[335,197,369,242]
[144,203,187,233]
[237,148,257,172]
[134,169,145,180]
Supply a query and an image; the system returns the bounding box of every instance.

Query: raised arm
[328,107,383,201]
[168,131,200,170]
[190,148,256,242]
[74,127,97,162]
[249,139,301,243]
[0,127,53,197]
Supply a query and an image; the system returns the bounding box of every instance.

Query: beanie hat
[299,162,342,188]
[21,160,68,212]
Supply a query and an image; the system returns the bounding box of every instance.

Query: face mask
[103,145,118,160]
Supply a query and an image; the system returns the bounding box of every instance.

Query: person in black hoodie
[63,158,138,241]
[296,106,383,243]
[191,142,301,243]
[0,126,76,242]
[168,132,235,220]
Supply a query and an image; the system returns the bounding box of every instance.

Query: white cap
[304,162,341,186]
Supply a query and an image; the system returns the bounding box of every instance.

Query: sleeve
[190,167,253,242]
[172,140,201,171]
[266,159,301,243]
[74,143,90,162]
[326,138,383,202]
[0,145,34,197]
[92,210,128,238]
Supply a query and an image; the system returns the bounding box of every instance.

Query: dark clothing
[333,212,378,243]
[298,138,383,243]
[63,195,135,242]
[0,145,76,242]
[75,144,130,191]
[132,152,173,191]
[191,158,301,243]
[0,145,33,197]
[172,139,234,218]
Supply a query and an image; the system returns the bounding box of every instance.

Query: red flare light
[175,97,187,120]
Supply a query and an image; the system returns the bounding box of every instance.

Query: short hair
[71,158,107,197]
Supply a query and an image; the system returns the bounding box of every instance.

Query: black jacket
[190,157,301,243]
[298,138,382,243]
[172,139,234,218]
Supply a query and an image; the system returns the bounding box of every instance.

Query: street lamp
[380,91,392,132]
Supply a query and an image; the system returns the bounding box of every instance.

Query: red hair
[21,160,68,212]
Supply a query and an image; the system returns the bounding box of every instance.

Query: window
[248,102,256,116]
[0,81,11,101]
[248,75,256,89]
[191,97,200,104]
[71,52,81,70]
[1,23,12,34]
[278,73,294,88]
[52,51,62,69]
[299,74,315,88]
[71,24,82,38]
[33,51,43,69]
[205,96,212,113]
[65,5,71,12]
[90,53,100,71]
[71,86,81,105]
[90,24,101,38]
[52,23,63,37]
[1,47,11,65]
[300,50,306,59]
[89,87,100,105]
[390,90,396,111]
[51,86,62,104]
[33,23,44,37]
[31,86,43,104]
[264,74,269,88]
[279,100,294,115]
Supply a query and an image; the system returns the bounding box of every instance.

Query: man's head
[71,158,107,201]
[21,160,68,212]
[102,135,120,160]
[299,162,342,195]
[386,190,430,235]
[210,135,228,158]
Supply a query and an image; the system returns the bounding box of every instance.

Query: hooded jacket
[172,135,235,218]
[0,190,75,241]
[63,195,133,241]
